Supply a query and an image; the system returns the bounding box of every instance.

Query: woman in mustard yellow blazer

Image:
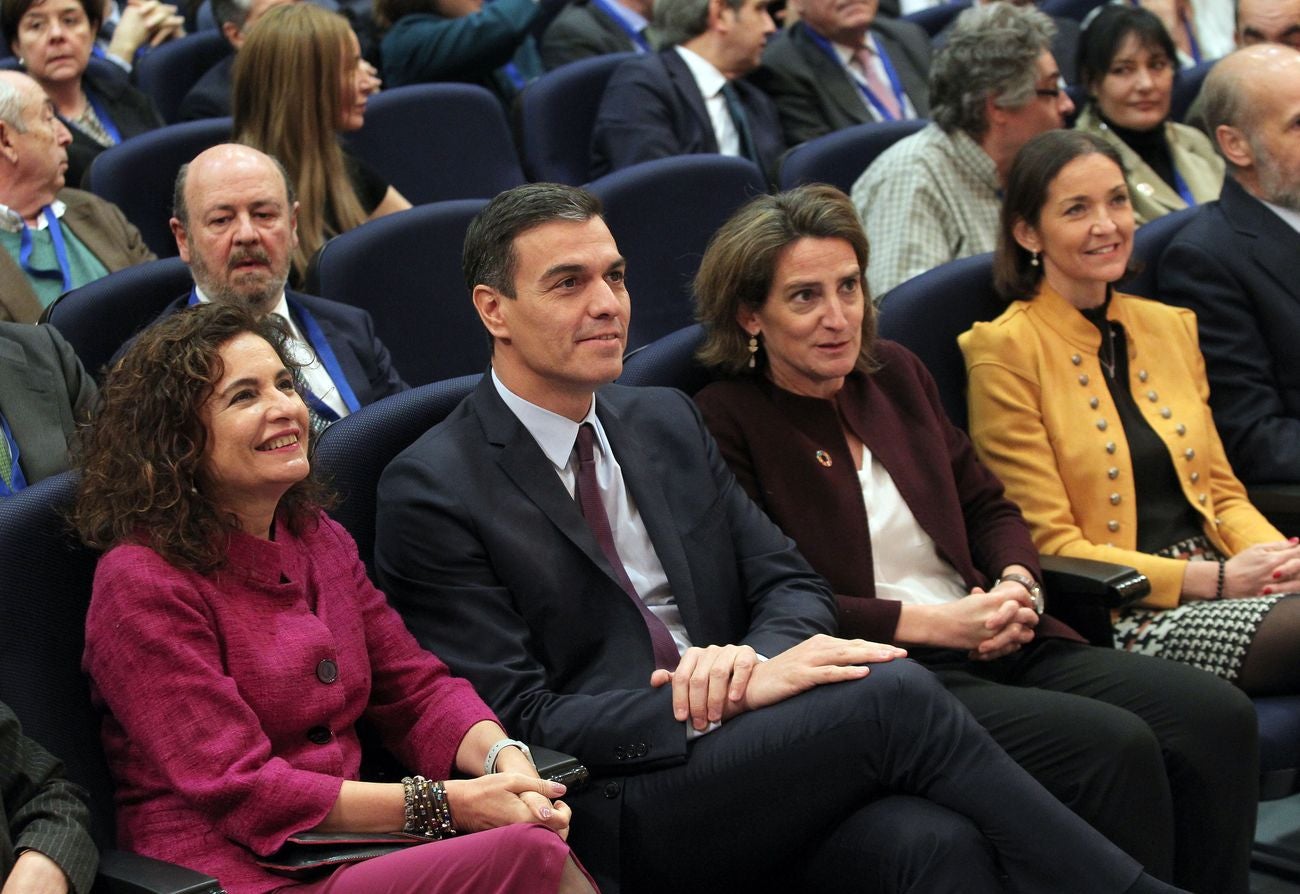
[960,129,1300,694]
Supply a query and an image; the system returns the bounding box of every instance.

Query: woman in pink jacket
[74,303,595,894]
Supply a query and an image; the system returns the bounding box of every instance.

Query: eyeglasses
[1034,77,1069,99]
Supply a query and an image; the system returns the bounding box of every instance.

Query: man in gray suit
[0,320,96,497]
[540,0,653,70]
[750,0,931,146]
[0,72,153,324]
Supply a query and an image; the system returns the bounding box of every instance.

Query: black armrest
[96,849,224,894]
[1248,484,1300,538]
[1039,555,1149,608]
[531,745,590,792]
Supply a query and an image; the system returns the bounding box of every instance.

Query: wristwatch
[484,738,534,775]
[995,573,1044,615]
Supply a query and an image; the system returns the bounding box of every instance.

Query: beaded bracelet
[1215,558,1226,600]
[401,775,457,839]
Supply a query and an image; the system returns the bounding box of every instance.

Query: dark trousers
[926,639,1259,894]
[606,659,1146,894]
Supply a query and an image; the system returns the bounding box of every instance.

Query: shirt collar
[490,368,607,471]
[675,44,728,99]
[0,198,66,233]
[821,29,878,64]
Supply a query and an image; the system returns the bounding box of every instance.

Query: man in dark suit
[163,144,406,425]
[1159,45,1300,484]
[0,72,154,323]
[177,0,295,122]
[0,321,96,497]
[540,0,652,70]
[0,701,97,894]
[589,0,784,179]
[375,182,1185,894]
[749,0,930,147]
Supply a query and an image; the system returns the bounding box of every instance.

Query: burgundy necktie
[574,423,680,670]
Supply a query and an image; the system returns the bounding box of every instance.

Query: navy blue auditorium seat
[1172,59,1215,124]
[778,118,927,194]
[0,471,224,894]
[518,53,634,184]
[308,199,491,386]
[343,84,525,205]
[83,117,232,257]
[41,256,194,378]
[133,31,233,124]
[618,323,710,394]
[585,155,768,351]
[1117,206,1196,299]
[901,1,970,36]
[313,374,482,573]
[1039,0,1106,21]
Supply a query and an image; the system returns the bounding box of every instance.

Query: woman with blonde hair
[233,3,410,280]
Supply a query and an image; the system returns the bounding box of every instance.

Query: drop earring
[1030,251,1040,267]
[747,333,759,368]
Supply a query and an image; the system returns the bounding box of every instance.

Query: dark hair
[463,182,603,297]
[373,0,434,28]
[211,0,252,29]
[73,303,330,574]
[1079,5,1177,102]
[694,184,879,376]
[2,0,100,49]
[994,129,1137,299]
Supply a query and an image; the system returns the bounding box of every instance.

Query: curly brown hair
[73,303,331,574]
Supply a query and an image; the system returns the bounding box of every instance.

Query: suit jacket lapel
[597,394,702,635]
[1223,179,1300,305]
[662,49,719,152]
[473,376,633,593]
[793,24,869,126]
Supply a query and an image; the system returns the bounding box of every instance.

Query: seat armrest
[531,745,590,792]
[97,849,225,894]
[1039,555,1149,608]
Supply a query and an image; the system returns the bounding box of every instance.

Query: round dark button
[316,659,339,684]
[603,782,621,799]
[307,726,332,745]
[635,743,648,757]
[613,746,626,760]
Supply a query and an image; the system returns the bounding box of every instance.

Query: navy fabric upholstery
[778,118,927,194]
[617,323,711,394]
[902,2,970,36]
[518,53,635,184]
[1117,206,1197,300]
[133,32,233,124]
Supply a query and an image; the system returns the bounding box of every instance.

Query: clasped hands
[649,633,907,731]
[445,750,572,839]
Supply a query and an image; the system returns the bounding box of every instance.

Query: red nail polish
[1263,587,1274,595]
[1274,571,1283,580]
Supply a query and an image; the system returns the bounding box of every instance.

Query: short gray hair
[655,0,744,47]
[212,0,254,29]
[931,2,1057,138]
[0,79,29,134]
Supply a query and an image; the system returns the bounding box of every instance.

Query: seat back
[901,2,970,36]
[1039,0,1105,21]
[618,323,712,394]
[83,118,233,257]
[0,472,115,846]
[42,256,193,376]
[876,252,1003,430]
[343,84,525,205]
[309,200,491,386]
[517,53,634,184]
[133,32,233,124]
[778,118,927,193]
[585,155,768,350]
[313,374,482,573]
[1117,206,1197,300]
[1172,59,1215,123]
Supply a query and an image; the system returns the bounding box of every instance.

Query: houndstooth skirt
[1112,535,1285,682]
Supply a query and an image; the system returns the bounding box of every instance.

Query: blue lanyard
[19,206,73,293]
[83,89,122,145]
[188,290,360,421]
[1171,165,1195,206]
[0,409,28,497]
[804,27,908,122]
[591,0,651,51]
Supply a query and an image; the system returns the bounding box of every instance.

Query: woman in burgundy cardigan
[691,185,1257,894]
[73,304,595,894]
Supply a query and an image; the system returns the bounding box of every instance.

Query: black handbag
[256,832,431,879]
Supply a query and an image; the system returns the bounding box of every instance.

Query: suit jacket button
[635,743,648,757]
[614,746,625,760]
[307,726,332,745]
[603,782,621,799]
[316,659,339,684]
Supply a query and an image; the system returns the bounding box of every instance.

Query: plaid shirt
[851,123,1001,300]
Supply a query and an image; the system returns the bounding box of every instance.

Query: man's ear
[1215,124,1254,169]
[473,284,511,343]
[222,20,244,48]
[170,217,191,263]
[709,0,733,32]
[0,120,19,166]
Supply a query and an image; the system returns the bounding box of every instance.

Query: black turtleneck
[1098,109,1176,191]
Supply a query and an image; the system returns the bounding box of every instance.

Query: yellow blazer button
[1071,354,1082,365]
[1190,471,1200,483]
[1089,397,1099,409]
[1106,442,1117,454]
[1184,448,1195,460]
[1198,494,1208,505]
[1138,370,1149,382]
[1108,467,1119,479]
[1108,520,1120,532]
[1110,493,1121,505]
[1160,408,1172,419]
[1147,391,1158,401]
[1078,374,1089,386]
[1175,424,1186,436]
[1097,419,1108,431]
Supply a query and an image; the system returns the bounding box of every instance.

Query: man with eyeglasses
[850,2,1073,299]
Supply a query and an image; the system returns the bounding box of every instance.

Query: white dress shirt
[674,45,742,156]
